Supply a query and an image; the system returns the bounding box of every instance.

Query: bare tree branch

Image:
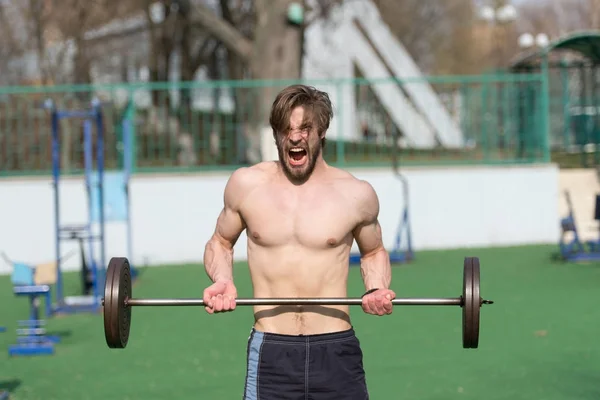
[0,4,22,56]
[189,2,252,60]
[190,36,218,72]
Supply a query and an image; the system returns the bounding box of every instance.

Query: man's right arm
[203,168,249,283]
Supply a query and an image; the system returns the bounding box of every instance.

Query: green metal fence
[545,62,600,167]
[0,74,549,177]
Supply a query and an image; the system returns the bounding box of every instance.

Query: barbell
[102,256,493,350]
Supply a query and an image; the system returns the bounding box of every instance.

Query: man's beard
[277,141,322,184]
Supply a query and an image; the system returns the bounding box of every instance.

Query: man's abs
[253,304,352,335]
[247,244,353,335]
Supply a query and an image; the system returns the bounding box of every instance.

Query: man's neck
[311,156,327,177]
[280,156,328,186]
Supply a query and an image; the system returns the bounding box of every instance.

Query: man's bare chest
[240,188,357,248]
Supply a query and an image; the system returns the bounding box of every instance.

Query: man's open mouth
[288,147,307,166]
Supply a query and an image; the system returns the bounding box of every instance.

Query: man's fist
[203,280,238,314]
[361,288,396,316]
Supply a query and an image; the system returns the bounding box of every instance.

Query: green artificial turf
[1,244,599,400]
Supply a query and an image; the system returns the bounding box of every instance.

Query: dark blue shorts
[243,327,369,400]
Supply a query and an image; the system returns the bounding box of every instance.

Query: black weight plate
[462,257,481,349]
[103,258,117,347]
[461,260,471,348]
[471,258,481,349]
[117,258,132,349]
[104,257,132,349]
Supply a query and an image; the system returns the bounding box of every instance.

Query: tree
[0,0,137,85]
[187,0,305,163]
[0,2,25,84]
[374,0,478,75]
[516,0,600,38]
[133,0,310,162]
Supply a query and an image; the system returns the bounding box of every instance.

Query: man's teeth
[290,148,304,152]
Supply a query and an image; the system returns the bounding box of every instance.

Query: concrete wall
[0,164,560,275]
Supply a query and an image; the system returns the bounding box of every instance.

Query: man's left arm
[352,181,395,315]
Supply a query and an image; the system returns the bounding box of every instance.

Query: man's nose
[289,132,303,144]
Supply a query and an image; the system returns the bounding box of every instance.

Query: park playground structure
[510,30,600,167]
[2,99,138,357]
[509,30,600,261]
[47,98,137,315]
[557,188,600,262]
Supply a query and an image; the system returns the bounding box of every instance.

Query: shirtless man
[202,84,395,400]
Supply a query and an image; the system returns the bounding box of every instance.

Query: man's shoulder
[228,162,276,186]
[225,163,276,208]
[327,168,378,216]
[328,167,375,193]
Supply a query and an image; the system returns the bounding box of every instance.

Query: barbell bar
[102,256,493,350]
[127,298,463,306]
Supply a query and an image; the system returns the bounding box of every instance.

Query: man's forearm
[204,238,234,282]
[360,249,391,291]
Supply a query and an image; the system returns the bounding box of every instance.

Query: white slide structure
[302,0,464,148]
[337,20,437,148]
[354,2,464,148]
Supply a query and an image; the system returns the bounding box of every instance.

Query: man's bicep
[353,219,385,256]
[212,168,248,248]
[353,180,385,256]
[213,206,245,249]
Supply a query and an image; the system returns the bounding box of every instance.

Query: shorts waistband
[251,327,356,343]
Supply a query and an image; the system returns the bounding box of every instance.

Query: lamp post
[517,32,550,50]
[479,3,519,69]
[516,30,552,161]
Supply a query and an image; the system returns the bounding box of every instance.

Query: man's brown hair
[269,84,334,147]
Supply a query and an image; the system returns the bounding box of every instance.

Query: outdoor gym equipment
[101,256,492,350]
[558,190,600,262]
[4,257,62,356]
[47,98,137,314]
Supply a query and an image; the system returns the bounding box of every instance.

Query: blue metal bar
[83,120,97,299]
[51,109,63,307]
[84,120,93,192]
[95,106,106,304]
[123,119,134,271]
[56,110,97,119]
